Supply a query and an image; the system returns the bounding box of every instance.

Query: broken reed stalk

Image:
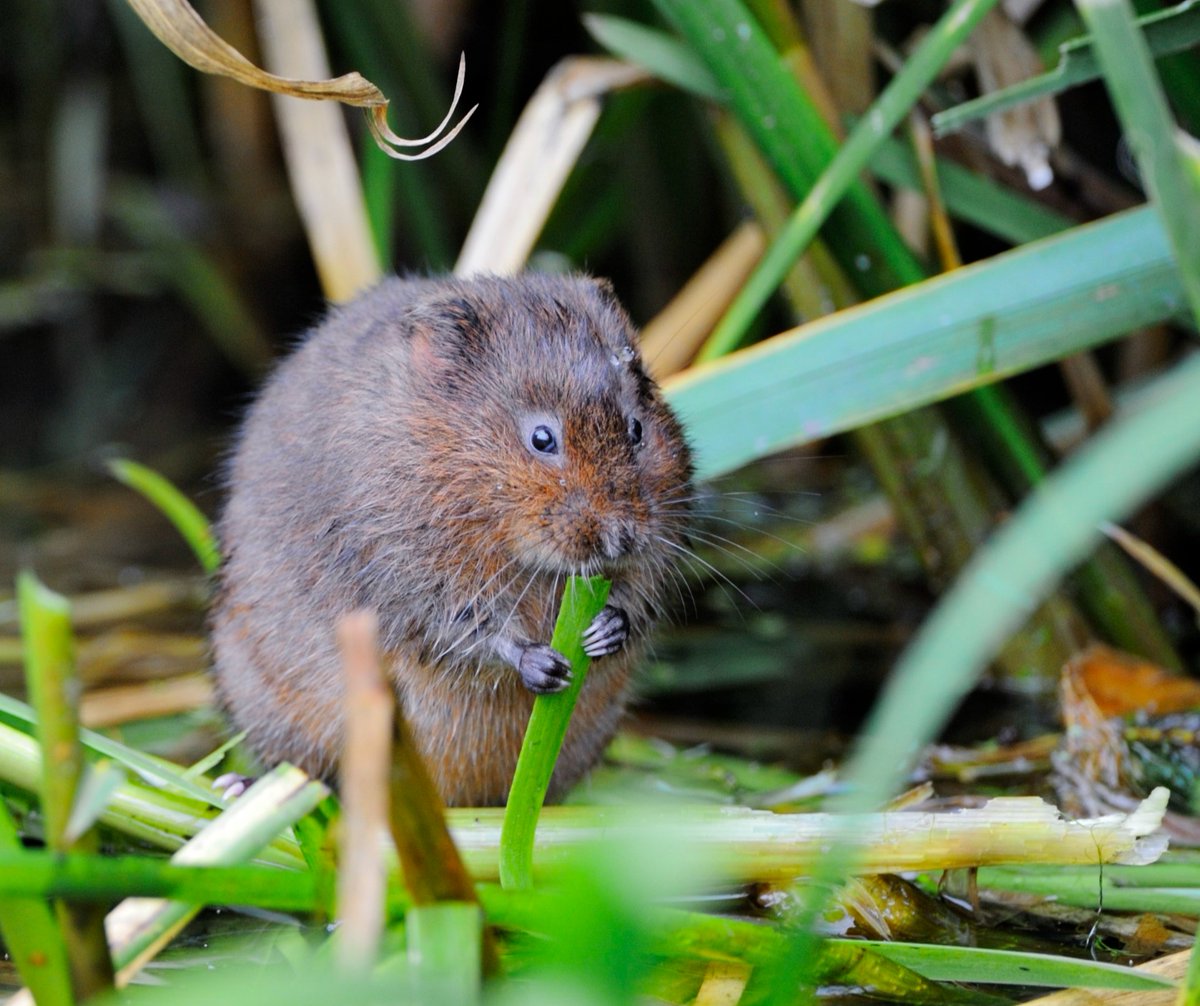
[334,610,392,971]
[457,788,1170,885]
[379,625,500,975]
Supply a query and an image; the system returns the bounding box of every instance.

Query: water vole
[211,273,693,806]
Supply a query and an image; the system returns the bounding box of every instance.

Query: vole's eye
[628,417,643,447]
[530,425,558,455]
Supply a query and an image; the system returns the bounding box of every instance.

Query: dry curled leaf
[970,8,1061,190]
[126,0,475,160]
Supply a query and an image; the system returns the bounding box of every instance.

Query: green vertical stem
[0,798,74,1006]
[19,572,114,999]
[500,576,610,891]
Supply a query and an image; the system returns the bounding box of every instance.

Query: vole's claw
[214,771,255,801]
[518,643,572,693]
[582,605,629,658]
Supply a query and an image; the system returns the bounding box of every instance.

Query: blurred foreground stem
[19,572,114,1000]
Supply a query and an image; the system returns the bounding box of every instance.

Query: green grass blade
[933,0,1200,136]
[0,690,224,806]
[587,15,1073,250]
[107,458,220,573]
[1078,0,1200,324]
[0,718,302,867]
[650,0,924,295]
[0,852,316,910]
[666,206,1184,481]
[583,13,723,101]
[698,0,999,361]
[0,799,75,1006]
[855,941,1175,990]
[18,571,115,997]
[19,572,81,846]
[976,867,1200,914]
[64,760,127,843]
[499,576,610,891]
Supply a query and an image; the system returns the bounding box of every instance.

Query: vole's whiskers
[432,557,523,662]
[483,567,542,662]
[652,534,758,612]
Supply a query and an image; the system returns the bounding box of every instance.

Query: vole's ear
[585,275,641,347]
[588,276,627,321]
[408,296,488,383]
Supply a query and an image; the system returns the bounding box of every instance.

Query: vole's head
[404,273,693,579]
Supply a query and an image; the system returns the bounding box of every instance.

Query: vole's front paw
[582,605,629,658]
[214,771,256,801]
[518,643,572,693]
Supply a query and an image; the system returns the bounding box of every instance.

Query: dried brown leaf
[970,9,1061,190]
[125,0,475,161]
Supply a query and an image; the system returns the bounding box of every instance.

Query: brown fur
[211,274,693,806]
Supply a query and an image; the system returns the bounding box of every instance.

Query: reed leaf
[650,0,924,294]
[868,134,1075,243]
[586,15,1074,246]
[1077,0,1200,324]
[583,13,723,101]
[665,206,1184,481]
[859,942,1175,990]
[0,691,223,806]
